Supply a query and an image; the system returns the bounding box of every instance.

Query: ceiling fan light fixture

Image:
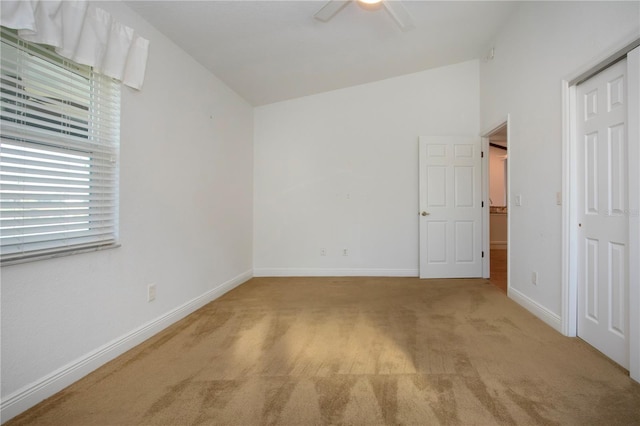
[356,0,384,12]
[314,0,414,31]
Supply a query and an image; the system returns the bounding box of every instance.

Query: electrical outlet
[147,284,156,302]
[320,248,326,256]
[531,272,538,286]
[342,248,348,256]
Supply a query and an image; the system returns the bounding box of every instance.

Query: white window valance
[0,0,149,89]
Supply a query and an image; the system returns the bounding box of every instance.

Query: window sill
[1,243,122,267]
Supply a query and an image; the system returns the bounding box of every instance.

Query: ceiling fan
[314,0,414,31]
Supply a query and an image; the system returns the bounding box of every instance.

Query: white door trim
[627,46,640,383]
[562,37,640,382]
[561,78,578,338]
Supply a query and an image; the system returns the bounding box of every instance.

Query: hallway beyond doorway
[490,248,507,293]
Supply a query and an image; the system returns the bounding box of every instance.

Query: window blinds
[1,28,120,263]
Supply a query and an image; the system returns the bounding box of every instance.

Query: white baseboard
[253,268,419,277]
[490,241,508,250]
[0,269,253,423]
[508,287,562,333]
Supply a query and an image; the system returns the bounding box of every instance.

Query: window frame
[1,28,121,265]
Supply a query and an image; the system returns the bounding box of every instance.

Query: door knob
[421,211,430,216]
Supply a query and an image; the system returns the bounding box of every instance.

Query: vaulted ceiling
[125,1,518,106]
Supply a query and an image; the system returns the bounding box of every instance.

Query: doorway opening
[486,125,508,293]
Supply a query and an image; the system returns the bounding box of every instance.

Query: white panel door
[419,136,483,278]
[577,58,629,368]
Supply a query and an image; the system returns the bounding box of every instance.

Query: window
[1,27,120,264]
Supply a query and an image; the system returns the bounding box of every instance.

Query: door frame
[481,116,511,286]
[561,37,640,382]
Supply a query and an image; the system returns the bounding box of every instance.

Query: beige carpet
[7,277,640,425]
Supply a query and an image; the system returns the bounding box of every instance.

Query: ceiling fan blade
[314,0,351,22]
[382,0,414,31]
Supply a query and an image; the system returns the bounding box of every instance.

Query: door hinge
[481,151,484,158]
[482,251,485,258]
[482,201,484,207]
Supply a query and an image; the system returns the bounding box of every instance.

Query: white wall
[0,2,254,420]
[254,60,480,276]
[480,2,640,322]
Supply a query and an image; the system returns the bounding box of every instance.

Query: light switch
[515,195,522,206]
